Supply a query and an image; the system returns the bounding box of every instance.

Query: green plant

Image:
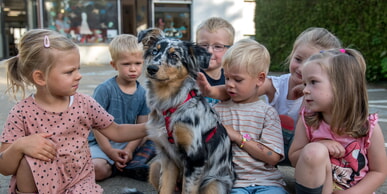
[255,0,387,82]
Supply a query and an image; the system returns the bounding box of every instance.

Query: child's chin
[304,107,317,116]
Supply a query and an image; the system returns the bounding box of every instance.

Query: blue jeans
[231,185,288,194]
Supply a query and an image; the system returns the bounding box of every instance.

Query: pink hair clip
[44,35,50,48]
[339,49,346,53]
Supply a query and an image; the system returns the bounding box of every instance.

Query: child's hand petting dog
[196,72,212,97]
[197,72,230,101]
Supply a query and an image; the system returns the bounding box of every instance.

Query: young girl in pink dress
[0,29,147,194]
[289,48,387,193]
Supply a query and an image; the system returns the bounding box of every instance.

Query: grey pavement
[0,64,386,193]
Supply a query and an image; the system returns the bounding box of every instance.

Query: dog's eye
[170,53,179,60]
[152,49,159,55]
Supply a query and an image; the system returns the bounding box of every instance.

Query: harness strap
[163,90,196,144]
[162,90,216,144]
[205,126,217,142]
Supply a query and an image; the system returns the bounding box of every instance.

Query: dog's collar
[162,90,216,144]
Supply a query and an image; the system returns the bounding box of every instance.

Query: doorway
[121,0,149,36]
[1,0,38,59]
[1,0,31,59]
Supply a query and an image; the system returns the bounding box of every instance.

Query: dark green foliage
[255,0,387,82]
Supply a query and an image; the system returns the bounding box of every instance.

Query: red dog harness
[162,90,217,144]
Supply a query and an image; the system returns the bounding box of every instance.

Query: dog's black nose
[147,65,159,75]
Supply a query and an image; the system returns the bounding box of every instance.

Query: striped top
[214,100,286,187]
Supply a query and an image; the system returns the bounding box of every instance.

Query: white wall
[191,0,256,42]
[79,45,110,66]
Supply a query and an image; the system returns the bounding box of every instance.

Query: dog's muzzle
[147,65,159,76]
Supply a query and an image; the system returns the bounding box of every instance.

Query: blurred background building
[0,0,255,64]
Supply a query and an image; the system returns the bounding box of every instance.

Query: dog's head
[138,28,211,82]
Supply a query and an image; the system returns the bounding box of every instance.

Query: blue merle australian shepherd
[138,28,235,194]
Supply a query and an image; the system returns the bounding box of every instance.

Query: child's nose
[303,86,309,94]
[76,71,82,80]
[225,80,234,88]
[207,46,215,53]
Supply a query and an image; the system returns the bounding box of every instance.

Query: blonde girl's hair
[4,29,78,100]
[195,17,235,45]
[304,48,369,138]
[109,34,143,61]
[286,27,342,66]
[222,39,270,77]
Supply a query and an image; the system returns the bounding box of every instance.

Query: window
[43,0,119,44]
[154,3,191,40]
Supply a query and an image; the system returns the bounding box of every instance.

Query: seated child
[88,34,155,181]
[214,39,288,193]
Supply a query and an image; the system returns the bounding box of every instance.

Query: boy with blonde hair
[88,34,155,181]
[214,39,287,193]
[196,17,235,105]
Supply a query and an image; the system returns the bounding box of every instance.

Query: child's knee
[93,159,112,180]
[16,157,37,193]
[299,142,329,166]
[17,157,32,175]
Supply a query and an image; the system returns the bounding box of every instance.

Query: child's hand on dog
[196,72,212,97]
[196,72,230,101]
[223,124,240,143]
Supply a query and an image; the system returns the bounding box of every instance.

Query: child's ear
[256,72,266,87]
[110,61,118,70]
[32,70,46,86]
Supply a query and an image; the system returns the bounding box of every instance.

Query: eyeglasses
[197,43,231,52]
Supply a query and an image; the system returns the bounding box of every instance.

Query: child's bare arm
[97,122,147,143]
[244,139,282,166]
[197,73,274,101]
[224,124,281,166]
[123,115,149,154]
[260,78,275,102]
[0,133,56,175]
[316,139,345,158]
[288,119,309,167]
[0,143,23,175]
[94,129,129,169]
[343,123,387,194]
[93,129,115,154]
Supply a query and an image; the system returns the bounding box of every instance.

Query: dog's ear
[182,42,211,79]
[138,28,165,50]
[186,43,211,70]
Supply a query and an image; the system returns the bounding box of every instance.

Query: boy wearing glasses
[196,17,235,106]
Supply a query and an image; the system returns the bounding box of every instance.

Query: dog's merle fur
[138,28,235,194]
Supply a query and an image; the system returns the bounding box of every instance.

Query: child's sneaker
[123,166,149,181]
[121,187,144,194]
[122,140,156,181]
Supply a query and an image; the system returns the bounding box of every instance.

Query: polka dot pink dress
[1,93,114,193]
